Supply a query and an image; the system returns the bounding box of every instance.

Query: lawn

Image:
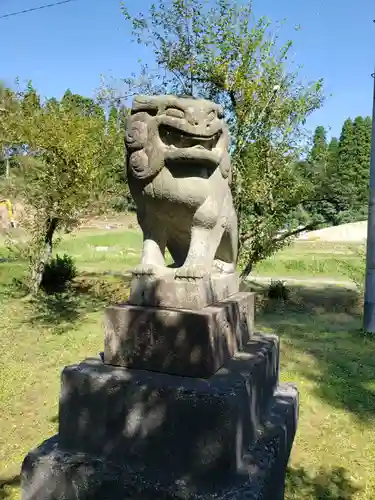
[0,226,373,499]
[253,240,365,281]
[253,284,374,499]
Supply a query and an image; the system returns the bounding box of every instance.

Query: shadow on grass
[0,475,20,500]
[285,466,360,499]
[26,274,131,334]
[246,281,375,421]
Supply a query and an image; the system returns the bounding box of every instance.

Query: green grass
[0,229,373,499]
[253,241,365,280]
[252,284,374,499]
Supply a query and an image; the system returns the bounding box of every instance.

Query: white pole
[363,70,375,332]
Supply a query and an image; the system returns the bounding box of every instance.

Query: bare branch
[272,223,317,243]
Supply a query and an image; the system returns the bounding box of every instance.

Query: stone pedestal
[21,337,298,500]
[21,287,298,499]
[104,292,254,378]
[128,271,240,310]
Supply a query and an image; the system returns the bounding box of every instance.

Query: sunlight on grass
[254,241,365,280]
[252,284,374,499]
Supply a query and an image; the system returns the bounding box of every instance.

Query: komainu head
[125,95,231,181]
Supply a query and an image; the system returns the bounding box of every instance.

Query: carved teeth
[159,125,220,151]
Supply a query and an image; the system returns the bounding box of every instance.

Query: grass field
[0,226,373,499]
[253,240,365,281]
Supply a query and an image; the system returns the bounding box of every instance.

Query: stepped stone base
[21,333,298,500]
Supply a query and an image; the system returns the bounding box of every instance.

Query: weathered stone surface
[104,291,254,377]
[125,95,238,281]
[128,271,240,310]
[21,384,298,500]
[60,334,279,481]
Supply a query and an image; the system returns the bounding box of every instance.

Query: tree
[304,126,329,218]
[310,126,328,165]
[61,89,105,121]
[0,83,22,181]
[337,118,355,217]
[22,85,41,115]
[333,117,371,223]
[352,116,371,219]
[8,87,116,292]
[121,0,324,277]
[327,137,339,170]
[323,136,342,224]
[301,129,346,227]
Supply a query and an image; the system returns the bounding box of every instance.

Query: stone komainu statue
[125,95,238,279]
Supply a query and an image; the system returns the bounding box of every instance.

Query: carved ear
[125,110,164,181]
[128,150,154,180]
[125,117,148,150]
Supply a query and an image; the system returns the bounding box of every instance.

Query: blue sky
[1,0,374,138]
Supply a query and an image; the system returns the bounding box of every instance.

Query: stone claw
[131,265,158,277]
[175,265,208,280]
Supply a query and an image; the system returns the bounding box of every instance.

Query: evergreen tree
[327,137,339,170]
[352,116,371,218]
[334,116,372,222]
[300,131,343,227]
[310,126,328,165]
[324,136,342,224]
[305,126,328,196]
[337,118,356,222]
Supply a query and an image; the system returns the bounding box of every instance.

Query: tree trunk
[239,223,316,281]
[240,260,253,280]
[31,217,58,293]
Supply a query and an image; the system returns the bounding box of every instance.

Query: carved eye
[207,110,216,121]
[131,107,158,116]
[165,107,185,119]
[217,107,224,119]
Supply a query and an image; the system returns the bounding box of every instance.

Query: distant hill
[299,221,367,242]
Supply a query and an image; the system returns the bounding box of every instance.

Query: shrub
[267,279,290,301]
[40,254,77,294]
[112,194,136,213]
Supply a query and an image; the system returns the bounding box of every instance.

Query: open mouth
[159,124,221,151]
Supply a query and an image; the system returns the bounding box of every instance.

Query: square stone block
[104,291,255,378]
[22,383,298,500]
[59,334,280,484]
[128,271,240,310]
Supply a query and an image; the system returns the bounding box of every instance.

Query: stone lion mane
[124,94,238,279]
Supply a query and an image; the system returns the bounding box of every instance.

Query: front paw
[213,259,236,274]
[175,265,209,280]
[131,265,158,277]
